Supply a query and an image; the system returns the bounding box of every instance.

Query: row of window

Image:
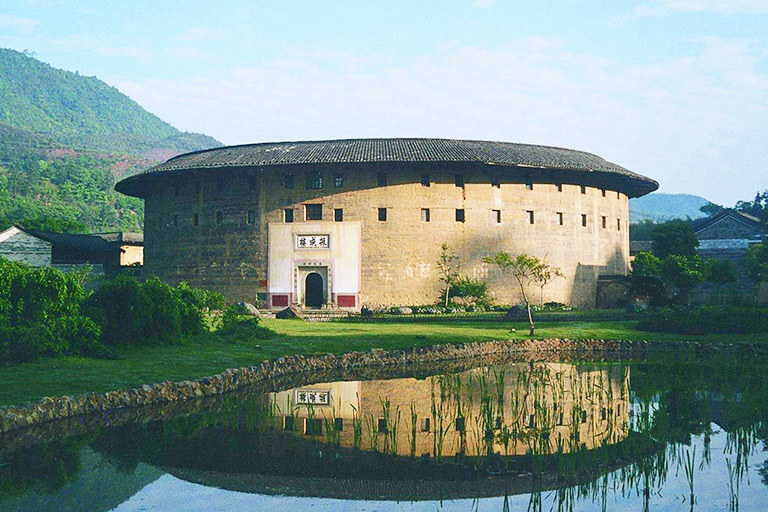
[286,405,619,437]
[153,207,625,230]
[173,175,623,196]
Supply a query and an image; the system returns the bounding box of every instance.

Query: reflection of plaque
[296,234,330,249]
[295,389,330,405]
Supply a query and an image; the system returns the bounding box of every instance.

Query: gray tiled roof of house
[116,138,658,197]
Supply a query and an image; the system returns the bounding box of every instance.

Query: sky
[1,1,767,205]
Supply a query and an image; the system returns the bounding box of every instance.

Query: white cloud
[635,0,768,16]
[111,36,768,205]
[51,34,152,61]
[0,13,39,33]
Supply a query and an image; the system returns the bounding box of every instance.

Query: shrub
[84,275,210,345]
[448,276,492,307]
[637,306,768,335]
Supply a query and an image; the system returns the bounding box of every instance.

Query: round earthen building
[115,138,657,310]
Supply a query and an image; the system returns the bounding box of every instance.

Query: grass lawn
[1,318,766,407]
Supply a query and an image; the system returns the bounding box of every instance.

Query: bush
[637,306,768,335]
[448,276,492,307]
[84,275,211,345]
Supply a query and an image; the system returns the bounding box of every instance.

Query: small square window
[284,208,294,223]
[305,418,323,436]
[602,216,607,229]
[305,204,322,221]
[421,174,430,187]
[377,418,388,433]
[420,417,431,432]
[493,209,501,223]
[557,183,563,192]
[334,175,344,188]
[454,174,464,187]
[581,410,588,424]
[334,418,344,431]
[334,208,343,222]
[455,209,465,223]
[557,212,564,225]
[526,183,533,191]
[173,215,178,227]
[306,171,323,190]
[249,177,257,191]
[247,210,256,224]
[581,185,586,194]
[378,207,387,221]
[582,214,588,227]
[284,174,295,189]
[527,210,535,224]
[216,211,223,225]
[421,208,430,222]
[192,213,199,227]
[618,218,622,231]
[377,173,387,187]
[491,176,500,188]
[455,417,466,432]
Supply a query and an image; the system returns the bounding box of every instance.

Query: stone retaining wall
[1,338,764,435]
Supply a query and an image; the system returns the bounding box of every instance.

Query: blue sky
[1,0,767,205]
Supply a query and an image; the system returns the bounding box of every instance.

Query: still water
[2,357,768,511]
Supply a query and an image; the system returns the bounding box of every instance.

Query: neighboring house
[0,226,144,279]
[692,209,766,261]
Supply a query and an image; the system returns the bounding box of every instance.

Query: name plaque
[295,389,330,405]
[295,234,329,249]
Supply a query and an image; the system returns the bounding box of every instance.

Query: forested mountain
[0,48,222,233]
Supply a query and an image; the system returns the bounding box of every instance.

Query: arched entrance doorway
[304,272,324,309]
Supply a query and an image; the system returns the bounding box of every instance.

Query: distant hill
[629,193,710,223]
[0,48,223,233]
[0,48,221,156]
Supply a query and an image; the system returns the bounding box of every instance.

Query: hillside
[0,48,222,233]
[629,193,710,223]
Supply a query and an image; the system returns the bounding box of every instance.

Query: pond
[2,355,768,511]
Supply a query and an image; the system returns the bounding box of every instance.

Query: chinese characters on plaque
[295,389,330,405]
[295,234,330,249]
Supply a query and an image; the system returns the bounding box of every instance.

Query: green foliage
[0,257,108,361]
[699,202,725,217]
[84,276,210,345]
[447,276,491,307]
[660,255,705,304]
[437,242,460,307]
[638,307,768,335]
[632,251,661,278]
[735,190,768,225]
[744,242,768,281]
[629,219,658,241]
[703,259,737,285]
[651,220,699,258]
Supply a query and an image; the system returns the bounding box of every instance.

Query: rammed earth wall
[2,338,766,435]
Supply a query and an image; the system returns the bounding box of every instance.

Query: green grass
[1,318,766,407]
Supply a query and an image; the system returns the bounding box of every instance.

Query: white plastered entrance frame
[295,263,330,308]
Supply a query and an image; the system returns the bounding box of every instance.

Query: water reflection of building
[269,363,630,458]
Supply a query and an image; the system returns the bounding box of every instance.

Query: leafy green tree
[483,252,545,335]
[531,262,564,306]
[448,276,491,307]
[651,220,699,259]
[735,190,768,224]
[661,255,705,305]
[744,242,768,281]
[629,251,666,305]
[632,251,662,277]
[437,243,460,307]
[703,259,737,285]
[699,202,725,217]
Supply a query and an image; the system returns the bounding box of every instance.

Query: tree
[699,202,725,218]
[660,255,705,305]
[703,259,736,285]
[436,243,460,307]
[744,241,768,281]
[483,252,544,336]
[735,190,768,224]
[651,221,699,259]
[531,262,564,305]
[629,251,666,305]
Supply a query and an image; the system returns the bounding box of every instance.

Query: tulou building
[115,138,657,310]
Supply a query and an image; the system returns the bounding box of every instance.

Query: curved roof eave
[115,138,658,198]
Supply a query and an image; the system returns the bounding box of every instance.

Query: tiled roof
[25,229,117,254]
[116,138,658,197]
